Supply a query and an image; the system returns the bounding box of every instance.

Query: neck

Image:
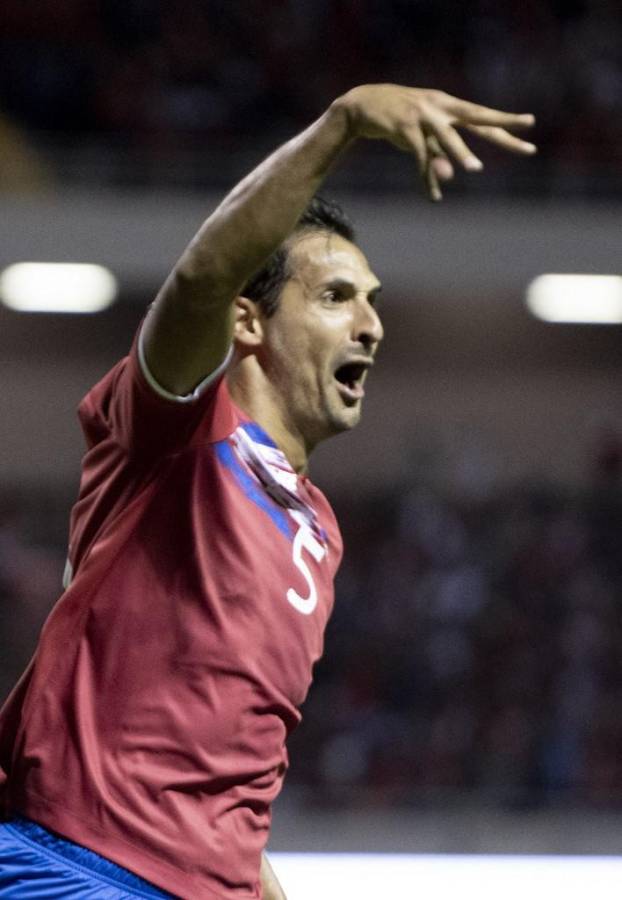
[227,360,311,474]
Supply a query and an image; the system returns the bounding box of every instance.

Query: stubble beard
[322,384,363,439]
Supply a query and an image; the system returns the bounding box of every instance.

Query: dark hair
[242,195,356,317]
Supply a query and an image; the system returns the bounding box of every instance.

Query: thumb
[427,135,454,181]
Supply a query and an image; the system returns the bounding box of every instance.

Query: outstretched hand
[336,85,536,201]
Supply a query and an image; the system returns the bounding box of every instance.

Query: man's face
[258,230,384,449]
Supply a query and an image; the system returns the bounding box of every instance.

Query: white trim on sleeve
[62,557,73,590]
[138,324,233,404]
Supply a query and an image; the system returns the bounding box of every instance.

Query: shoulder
[77,330,237,457]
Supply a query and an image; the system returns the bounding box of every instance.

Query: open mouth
[333,361,369,401]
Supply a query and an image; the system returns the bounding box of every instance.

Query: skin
[142,85,536,408]
[229,230,383,473]
[138,84,536,898]
[260,853,287,900]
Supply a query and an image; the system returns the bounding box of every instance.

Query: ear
[232,295,264,352]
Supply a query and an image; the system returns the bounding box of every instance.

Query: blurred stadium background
[1,0,622,887]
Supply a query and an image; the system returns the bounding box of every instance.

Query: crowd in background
[2,430,621,810]
[290,462,622,809]
[1,0,622,192]
[1,0,622,813]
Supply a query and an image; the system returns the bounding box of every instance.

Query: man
[0,85,535,898]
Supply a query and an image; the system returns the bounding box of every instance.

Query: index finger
[444,96,535,129]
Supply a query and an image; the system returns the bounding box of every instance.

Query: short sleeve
[77,324,236,459]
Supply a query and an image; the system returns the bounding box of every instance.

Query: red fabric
[0,338,342,899]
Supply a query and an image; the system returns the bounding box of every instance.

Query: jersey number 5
[287,522,326,615]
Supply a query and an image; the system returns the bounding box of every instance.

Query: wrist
[327,90,359,143]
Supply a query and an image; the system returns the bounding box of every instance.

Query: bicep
[141,268,236,398]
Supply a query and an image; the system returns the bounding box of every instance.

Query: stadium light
[526,274,622,324]
[0,262,118,313]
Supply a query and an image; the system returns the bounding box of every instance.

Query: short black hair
[242,195,356,317]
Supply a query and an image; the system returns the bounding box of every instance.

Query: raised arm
[142,85,535,396]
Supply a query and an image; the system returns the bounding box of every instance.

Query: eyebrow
[321,278,383,297]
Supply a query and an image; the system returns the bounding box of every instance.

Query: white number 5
[287,522,326,615]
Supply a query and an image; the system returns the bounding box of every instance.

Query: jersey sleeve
[77,322,236,459]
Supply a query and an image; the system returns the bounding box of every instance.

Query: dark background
[1,1,622,836]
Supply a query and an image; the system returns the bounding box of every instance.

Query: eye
[323,289,344,304]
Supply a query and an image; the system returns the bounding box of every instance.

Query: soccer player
[0,85,535,898]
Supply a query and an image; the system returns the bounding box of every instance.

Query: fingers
[432,156,454,180]
[426,163,441,202]
[432,122,484,172]
[442,94,536,130]
[400,124,429,176]
[427,135,454,179]
[465,124,537,155]
[382,87,537,199]
[426,135,454,202]
[405,132,455,202]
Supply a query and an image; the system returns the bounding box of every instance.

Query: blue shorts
[0,817,173,898]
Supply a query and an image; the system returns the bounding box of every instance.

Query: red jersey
[0,332,342,899]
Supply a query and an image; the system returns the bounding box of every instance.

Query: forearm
[175,100,354,305]
[142,97,355,394]
[172,83,535,304]
[260,852,287,900]
[143,85,534,393]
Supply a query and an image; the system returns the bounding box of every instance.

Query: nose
[354,297,384,349]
